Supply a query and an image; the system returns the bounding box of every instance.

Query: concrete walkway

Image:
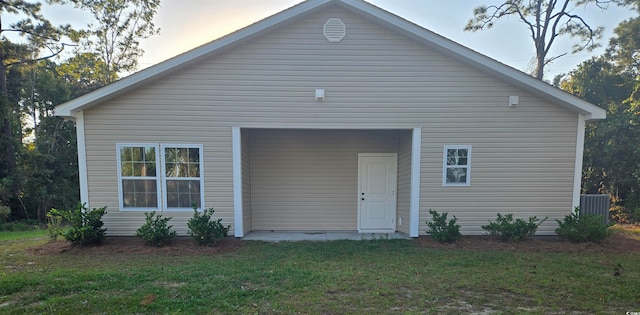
[242,231,410,242]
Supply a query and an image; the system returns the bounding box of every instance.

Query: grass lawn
[1,232,639,314]
[0,229,46,242]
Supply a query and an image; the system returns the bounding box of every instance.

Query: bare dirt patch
[414,233,640,254]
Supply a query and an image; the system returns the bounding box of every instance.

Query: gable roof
[54,0,606,120]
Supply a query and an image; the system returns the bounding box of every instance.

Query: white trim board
[73,111,89,209]
[572,114,586,210]
[409,128,421,237]
[232,127,244,237]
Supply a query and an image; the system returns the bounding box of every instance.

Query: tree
[57,52,114,98]
[465,0,625,79]
[74,0,160,84]
[0,1,77,213]
[560,2,640,219]
[607,8,640,75]
[1,0,160,221]
[561,58,638,209]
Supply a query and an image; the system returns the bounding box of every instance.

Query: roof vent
[324,18,346,42]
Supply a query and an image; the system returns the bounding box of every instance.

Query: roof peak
[54,0,605,120]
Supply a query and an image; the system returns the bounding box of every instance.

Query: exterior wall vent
[324,18,346,42]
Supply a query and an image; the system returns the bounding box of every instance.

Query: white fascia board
[340,0,606,121]
[54,0,332,117]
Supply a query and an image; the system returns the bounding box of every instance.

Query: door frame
[357,153,398,233]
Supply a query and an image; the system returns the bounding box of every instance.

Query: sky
[34,0,638,80]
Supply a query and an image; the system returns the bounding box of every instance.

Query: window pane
[167,192,178,207]
[166,180,200,208]
[166,179,177,193]
[165,147,176,163]
[166,162,175,177]
[447,149,468,166]
[120,147,132,162]
[176,163,188,177]
[446,168,467,184]
[133,162,144,176]
[146,162,156,177]
[165,147,200,178]
[132,147,143,161]
[146,193,158,208]
[121,162,132,176]
[189,148,200,163]
[121,146,156,175]
[145,147,155,162]
[189,163,200,177]
[122,179,157,208]
[178,194,191,208]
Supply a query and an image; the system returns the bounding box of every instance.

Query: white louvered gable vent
[324,18,346,42]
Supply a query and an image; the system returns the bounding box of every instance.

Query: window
[117,144,161,209]
[162,145,203,209]
[117,144,204,211]
[443,145,471,186]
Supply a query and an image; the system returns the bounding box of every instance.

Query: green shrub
[482,213,547,242]
[426,209,461,243]
[556,207,613,242]
[187,207,230,246]
[49,204,107,245]
[136,211,177,247]
[46,209,65,241]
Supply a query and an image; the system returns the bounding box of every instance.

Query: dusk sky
[39,0,637,80]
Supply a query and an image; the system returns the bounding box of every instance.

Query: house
[54,0,606,237]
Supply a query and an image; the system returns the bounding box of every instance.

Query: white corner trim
[572,115,586,209]
[232,127,244,237]
[73,111,89,208]
[410,128,421,237]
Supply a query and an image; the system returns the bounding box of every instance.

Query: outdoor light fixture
[315,89,325,101]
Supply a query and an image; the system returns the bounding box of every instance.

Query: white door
[358,154,397,233]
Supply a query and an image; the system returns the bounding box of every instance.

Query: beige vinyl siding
[249,129,400,231]
[419,113,579,235]
[81,4,579,235]
[396,133,412,235]
[241,129,252,234]
[85,122,235,235]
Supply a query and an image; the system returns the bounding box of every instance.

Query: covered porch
[231,128,422,238]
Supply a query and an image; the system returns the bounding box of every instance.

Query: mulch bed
[28,233,640,256]
[414,233,640,254]
[28,236,245,256]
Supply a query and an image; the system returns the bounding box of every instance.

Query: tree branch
[4,43,76,68]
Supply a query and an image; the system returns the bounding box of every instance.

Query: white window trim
[442,145,472,187]
[161,144,205,211]
[116,143,162,211]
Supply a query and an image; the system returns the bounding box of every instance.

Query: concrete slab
[242,231,410,242]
